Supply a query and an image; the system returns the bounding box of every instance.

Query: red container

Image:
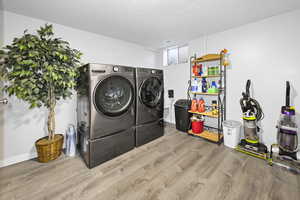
[192,121,204,134]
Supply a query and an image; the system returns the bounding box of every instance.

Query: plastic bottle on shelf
[198,98,205,113]
[191,98,198,112]
[201,78,207,93]
[197,79,202,92]
[211,81,217,88]
[211,100,219,116]
[191,78,198,92]
[207,81,218,93]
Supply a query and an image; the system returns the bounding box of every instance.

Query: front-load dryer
[135,68,164,146]
[77,63,136,168]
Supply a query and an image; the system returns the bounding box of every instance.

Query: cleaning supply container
[191,116,204,134]
[66,124,77,157]
[191,99,198,112]
[222,120,242,148]
[198,98,205,113]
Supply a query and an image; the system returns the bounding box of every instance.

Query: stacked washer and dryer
[77,64,164,168]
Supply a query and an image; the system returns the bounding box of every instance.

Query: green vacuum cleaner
[235,80,268,160]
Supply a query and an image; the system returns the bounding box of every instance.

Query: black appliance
[77,63,136,168]
[135,68,164,146]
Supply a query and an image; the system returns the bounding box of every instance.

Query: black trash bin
[174,99,191,132]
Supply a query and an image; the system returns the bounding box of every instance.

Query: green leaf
[1,23,82,111]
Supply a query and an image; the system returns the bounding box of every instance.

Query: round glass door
[140,77,162,108]
[94,76,133,117]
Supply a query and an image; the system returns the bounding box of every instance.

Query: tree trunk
[47,84,56,140]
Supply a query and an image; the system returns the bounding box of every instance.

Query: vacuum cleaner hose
[240,97,264,121]
[240,80,264,121]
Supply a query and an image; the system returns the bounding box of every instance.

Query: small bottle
[211,100,218,116]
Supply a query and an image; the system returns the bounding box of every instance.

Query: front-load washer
[77,63,136,168]
[135,68,164,146]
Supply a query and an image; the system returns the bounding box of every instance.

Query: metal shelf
[192,75,220,78]
[190,92,219,96]
[191,54,221,63]
[188,130,223,143]
[188,110,219,118]
[188,52,227,145]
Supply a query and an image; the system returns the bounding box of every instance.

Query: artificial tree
[0,24,82,140]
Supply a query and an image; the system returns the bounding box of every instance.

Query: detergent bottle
[191,98,198,112]
[191,78,198,92]
[198,98,205,113]
[202,78,207,93]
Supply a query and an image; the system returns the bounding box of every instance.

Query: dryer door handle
[131,107,135,116]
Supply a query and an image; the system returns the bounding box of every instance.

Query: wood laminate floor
[0,125,299,200]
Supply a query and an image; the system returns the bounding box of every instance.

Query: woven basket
[35,134,64,163]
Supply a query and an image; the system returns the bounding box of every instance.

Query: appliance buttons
[113,66,119,72]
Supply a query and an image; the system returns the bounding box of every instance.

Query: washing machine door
[137,76,163,124]
[140,77,163,108]
[94,75,134,117]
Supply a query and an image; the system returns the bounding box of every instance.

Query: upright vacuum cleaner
[270,81,300,173]
[236,80,268,160]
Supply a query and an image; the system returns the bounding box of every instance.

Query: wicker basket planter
[35,134,64,163]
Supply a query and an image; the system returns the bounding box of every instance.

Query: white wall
[0,9,3,44]
[163,9,300,152]
[0,7,4,165]
[163,63,189,123]
[0,11,157,167]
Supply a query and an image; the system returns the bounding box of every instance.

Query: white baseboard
[0,152,37,168]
